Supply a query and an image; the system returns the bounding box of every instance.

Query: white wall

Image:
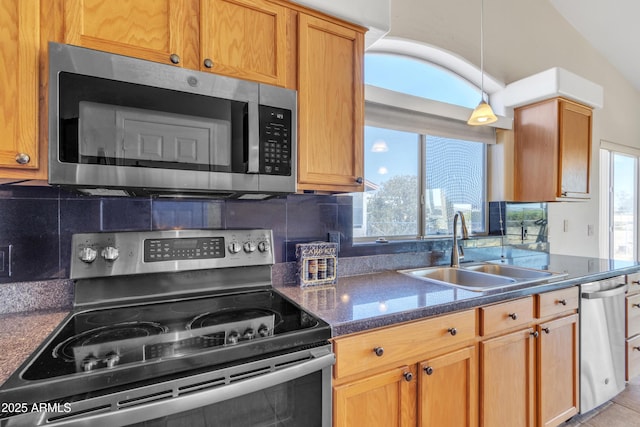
[388,0,640,258]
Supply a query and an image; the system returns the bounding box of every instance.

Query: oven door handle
[31,350,335,427]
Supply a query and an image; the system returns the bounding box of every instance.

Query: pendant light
[467,0,498,126]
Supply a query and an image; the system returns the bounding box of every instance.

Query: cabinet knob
[542,327,550,334]
[15,153,30,165]
[557,299,567,306]
[424,366,434,375]
[355,177,364,184]
[632,280,640,285]
[634,346,640,352]
[447,327,457,336]
[373,347,384,357]
[508,312,518,320]
[530,330,539,338]
[203,58,214,69]
[403,372,413,382]
[633,303,640,309]
[169,54,180,64]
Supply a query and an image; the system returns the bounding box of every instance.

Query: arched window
[365,53,481,108]
[352,46,494,241]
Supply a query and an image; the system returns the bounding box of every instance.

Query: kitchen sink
[398,263,567,292]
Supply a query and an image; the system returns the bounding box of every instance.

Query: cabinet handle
[557,299,567,306]
[169,54,180,64]
[542,327,550,334]
[403,372,413,382]
[373,347,384,357]
[447,327,457,336]
[424,366,434,375]
[15,153,30,165]
[508,312,518,320]
[203,58,214,69]
[355,177,364,184]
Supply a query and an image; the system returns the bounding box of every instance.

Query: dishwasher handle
[581,283,627,299]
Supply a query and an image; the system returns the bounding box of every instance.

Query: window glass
[425,136,485,235]
[365,53,480,108]
[611,152,636,260]
[354,126,419,238]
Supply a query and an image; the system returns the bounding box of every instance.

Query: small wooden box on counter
[296,242,338,287]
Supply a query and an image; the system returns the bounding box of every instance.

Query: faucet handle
[458,245,465,260]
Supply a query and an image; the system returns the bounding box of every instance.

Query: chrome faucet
[450,211,469,267]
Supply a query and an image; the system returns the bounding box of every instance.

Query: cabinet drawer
[627,272,640,296]
[536,287,579,319]
[627,294,640,338]
[627,335,640,381]
[333,309,477,380]
[480,297,533,336]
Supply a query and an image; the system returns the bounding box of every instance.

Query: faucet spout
[451,211,469,267]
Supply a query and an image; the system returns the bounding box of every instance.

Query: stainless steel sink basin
[461,263,553,280]
[399,263,567,292]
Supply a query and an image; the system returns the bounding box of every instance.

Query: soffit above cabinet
[289,0,390,48]
[501,67,604,109]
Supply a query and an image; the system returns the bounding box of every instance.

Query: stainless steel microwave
[48,42,296,199]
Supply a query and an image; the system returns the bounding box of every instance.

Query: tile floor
[566,377,640,426]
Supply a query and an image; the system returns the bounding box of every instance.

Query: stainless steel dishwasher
[580,277,627,413]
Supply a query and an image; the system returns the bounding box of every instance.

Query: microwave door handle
[247,102,260,173]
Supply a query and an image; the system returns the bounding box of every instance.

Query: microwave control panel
[259,105,291,176]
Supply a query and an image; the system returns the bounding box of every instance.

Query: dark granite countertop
[276,254,640,336]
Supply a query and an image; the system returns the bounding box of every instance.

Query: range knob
[104,352,120,368]
[81,355,99,372]
[258,324,270,337]
[228,241,241,254]
[101,246,119,261]
[243,241,256,253]
[78,247,97,263]
[243,328,256,340]
[257,241,270,252]
[227,331,240,344]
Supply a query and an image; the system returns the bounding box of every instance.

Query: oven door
[1,345,334,427]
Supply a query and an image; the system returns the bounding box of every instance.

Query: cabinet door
[62,0,199,69]
[201,0,290,86]
[334,365,416,427]
[558,99,591,197]
[537,314,579,427]
[419,346,478,427]
[297,13,364,192]
[0,0,41,176]
[480,328,535,427]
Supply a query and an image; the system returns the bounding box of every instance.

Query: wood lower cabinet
[626,272,640,380]
[537,314,579,427]
[334,365,416,427]
[0,0,45,179]
[332,310,477,427]
[419,346,477,427]
[480,327,536,427]
[297,12,364,192]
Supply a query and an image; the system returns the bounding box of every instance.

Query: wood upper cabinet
[513,97,592,201]
[334,365,417,427]
[200,0,290,86]
[418,346,478,427]
[537,314,579,427]
[62,0,200,69]
[297,13,364,192]
[0,0,46,179]
[480,327,536,427]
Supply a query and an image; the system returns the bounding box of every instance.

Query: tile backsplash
[0,185,548,284]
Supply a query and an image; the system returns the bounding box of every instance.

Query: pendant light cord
[480,0,485,103]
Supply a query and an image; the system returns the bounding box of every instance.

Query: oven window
[58,72,248,173]
[124,371,323,427]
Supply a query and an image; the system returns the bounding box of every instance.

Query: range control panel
[70,229,274,279]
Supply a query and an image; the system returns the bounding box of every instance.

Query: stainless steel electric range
[0,229,333,427]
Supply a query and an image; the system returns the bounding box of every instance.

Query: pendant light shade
[468,100,497,125]
[467,0,497,126]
